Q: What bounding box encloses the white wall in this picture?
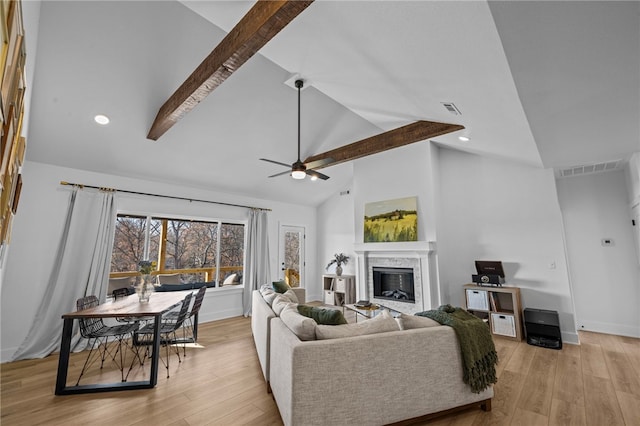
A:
[350,142,439,301]
[353,142,438,244]
[0,160,317,362]
[626,153,640,264]
[626,153,640,204]
[315,182,355,302]
[557,170,640,337]
[317,142,437,303]
[435,148,578,344]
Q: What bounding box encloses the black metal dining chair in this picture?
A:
[75,295,140,385]
[112,287,131,300]
[133,292,193,378]
[165,285,207,355]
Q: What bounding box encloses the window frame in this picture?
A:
[110,209,248,289]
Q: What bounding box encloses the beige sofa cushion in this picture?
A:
[282,289,299,304]
[259,284,278,306]
[271,290,300,316]
[396,312,440,330]
[315,309,400,340]
[279,304,317,341]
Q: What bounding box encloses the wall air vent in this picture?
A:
[441,102,462,115]
[557,159,623,178]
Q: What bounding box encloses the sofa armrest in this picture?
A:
[269,319,493,426]
[291,287,306,303]
[251,290,275,382]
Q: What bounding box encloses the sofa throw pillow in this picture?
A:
[259,285,278,306]
[280,304,317,341]
[222,273,238,285]
[315,309,400,340]
[297,305,348,325]
[396,312,440,330]
[272,280,291,294]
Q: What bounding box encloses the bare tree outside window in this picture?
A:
[111,216,146,272]
[285,231,300,270]
[220,223,245,281]
[110,214,245,286]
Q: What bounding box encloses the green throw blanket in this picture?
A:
[416,304,498,393]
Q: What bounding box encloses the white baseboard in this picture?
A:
[577,320,640,339]
[198,308,243,323]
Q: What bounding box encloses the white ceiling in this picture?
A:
[24,1,639,206]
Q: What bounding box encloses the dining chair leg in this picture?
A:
[165,336,170,378]
[75,339,100,386]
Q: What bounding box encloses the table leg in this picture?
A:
[55,318,74,395]
[193,312,199,341]
[149,313,162,386]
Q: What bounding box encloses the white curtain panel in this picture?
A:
[243,209,270,317]
[12,188,117,360]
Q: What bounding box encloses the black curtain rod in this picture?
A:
[59,181,271,211]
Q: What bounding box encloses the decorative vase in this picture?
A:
[335,265,343,276]
[136,274,155,302]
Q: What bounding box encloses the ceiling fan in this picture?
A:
[260,79,332,181]
[150,0,466,165]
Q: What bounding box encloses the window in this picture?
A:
[110,214,245,286]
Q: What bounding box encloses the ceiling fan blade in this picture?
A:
[147,0,314,140]
[260,158,291,168]
[303,157,334,170]
[306,169,330,180]
[268,170,292,178]
[303,120,464,170]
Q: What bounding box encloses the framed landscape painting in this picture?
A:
[364,196,418,242]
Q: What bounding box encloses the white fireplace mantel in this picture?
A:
[353,241,439,314]
[354,241,435,256]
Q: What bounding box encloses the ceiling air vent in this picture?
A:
[441,102,462,115]
[557,159,623,178]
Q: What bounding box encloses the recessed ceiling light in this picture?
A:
[94,114,110,125]
[458,136,470,142]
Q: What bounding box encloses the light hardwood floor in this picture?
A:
[1,312,639,425]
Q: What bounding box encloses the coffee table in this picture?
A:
[343,303,402,322]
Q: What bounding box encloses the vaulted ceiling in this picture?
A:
[24,1,639,206]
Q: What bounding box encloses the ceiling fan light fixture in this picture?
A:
[291,161,306,179]
[310,175,318,181]
[291,170,306,179]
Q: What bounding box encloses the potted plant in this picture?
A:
[326,253,349,276]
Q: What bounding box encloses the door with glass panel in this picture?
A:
[278,225,305,287]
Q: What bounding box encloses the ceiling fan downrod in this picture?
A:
[291,79,306,179]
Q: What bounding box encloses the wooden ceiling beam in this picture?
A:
[303,120,464,169]
[147,0,314,140]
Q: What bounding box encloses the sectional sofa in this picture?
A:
[251,288,493,426]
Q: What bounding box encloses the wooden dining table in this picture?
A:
[55,291,192,395]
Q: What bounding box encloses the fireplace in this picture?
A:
[354,241,439,315]
[373,267,415,303]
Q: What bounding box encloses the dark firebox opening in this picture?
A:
[373,267,415,303]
